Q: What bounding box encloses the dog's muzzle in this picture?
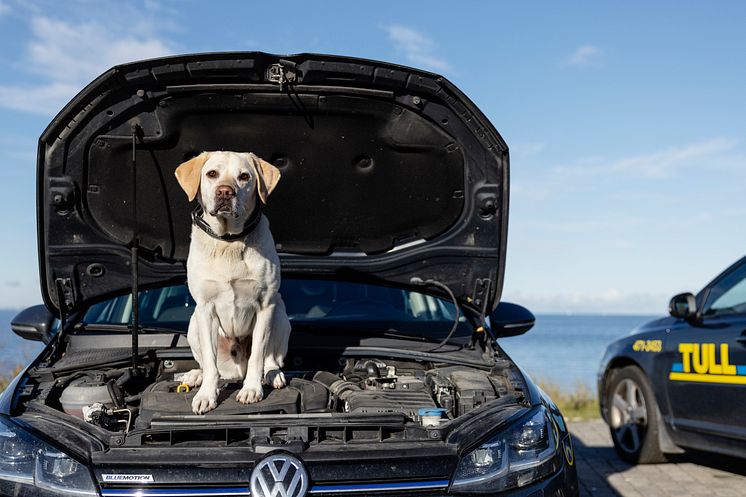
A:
[212,185,237,216]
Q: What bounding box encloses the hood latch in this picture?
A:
[267,61,297,89]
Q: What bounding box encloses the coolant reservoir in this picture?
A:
[59,377,113,419]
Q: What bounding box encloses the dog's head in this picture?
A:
[174,151,281,219]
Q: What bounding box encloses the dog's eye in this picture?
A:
[206,170,218,179]
[239,172,250,182]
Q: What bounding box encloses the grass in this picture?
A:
[537,378,600,421]
[0,366,24,393]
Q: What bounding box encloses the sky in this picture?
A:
[0,0,744,314]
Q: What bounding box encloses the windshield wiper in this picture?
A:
[342,346,490,369]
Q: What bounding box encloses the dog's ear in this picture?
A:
[175,153,209,202]
[248,153,281,204]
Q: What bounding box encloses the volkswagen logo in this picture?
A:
[250,453,309,497]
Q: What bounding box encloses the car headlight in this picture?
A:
[0,416,98,496]
[451,406,562,493]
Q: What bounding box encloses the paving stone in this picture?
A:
[570,419,746,497]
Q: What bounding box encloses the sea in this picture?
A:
[0,310,657,392]
[499,314,657,391]
[0,309,44,377]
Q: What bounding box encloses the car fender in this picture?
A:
[598,340,659,416]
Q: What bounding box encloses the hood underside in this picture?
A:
[38,52,508,314]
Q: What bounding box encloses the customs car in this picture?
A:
[599,255,746,463]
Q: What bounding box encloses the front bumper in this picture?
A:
[97,466,576,497]
[94,449,577,497]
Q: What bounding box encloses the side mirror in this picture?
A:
[489,302,535,338]
[11,305,57,344]
[669,292,697,320]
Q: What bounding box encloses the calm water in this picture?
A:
[0,310,657,391]
[500,314,657,391]
[0,309,44,377]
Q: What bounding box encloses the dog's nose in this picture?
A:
[216,185,235,198]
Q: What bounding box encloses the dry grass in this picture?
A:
[0,366,24,393]
[537,378,599,421]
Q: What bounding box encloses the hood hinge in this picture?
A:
[55,277,74,310]
[471,278,491,311]
[470,278,496,349]
[55,277,74,332]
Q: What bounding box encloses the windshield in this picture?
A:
[82,279,463,338]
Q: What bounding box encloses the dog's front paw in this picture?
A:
[236,379,264,404]
[266,370,287,389]
[183,368,203,388]
[191,388,218,414]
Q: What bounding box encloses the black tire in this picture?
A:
[605,365,667,464]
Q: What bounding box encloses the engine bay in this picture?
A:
[30,351,521,439]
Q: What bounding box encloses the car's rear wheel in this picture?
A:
[605,365,667,464]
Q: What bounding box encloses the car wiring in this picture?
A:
[409,277,463,353]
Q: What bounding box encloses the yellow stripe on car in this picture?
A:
[668,372,746,385]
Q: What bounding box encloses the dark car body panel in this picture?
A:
[37,52,509,316]
[599,255,746,458]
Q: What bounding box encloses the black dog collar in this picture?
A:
[191,203,263,241]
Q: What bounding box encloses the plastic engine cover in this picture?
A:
[137,378,328,426]
[344,379,436,418]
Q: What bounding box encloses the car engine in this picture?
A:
[44,356,514,434]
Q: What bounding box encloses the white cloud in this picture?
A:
[28,17,172,83]
[606,137,738,177]
[386,24,450,72]
[512,142,546,159]
[0,82,79,116]
[501,289,669,315]
[0,14,174,115]
[564,45,602,66]
[555,137,740,178]
[0,1,10,16]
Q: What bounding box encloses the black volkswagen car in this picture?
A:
[599,255,746,464]
[1,53,578,497]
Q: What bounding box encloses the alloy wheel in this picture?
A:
[609,378,648,454]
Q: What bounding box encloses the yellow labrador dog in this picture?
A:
[175,151,290,414]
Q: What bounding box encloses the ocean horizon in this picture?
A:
[498,313,657,391]
[0,309,657,391]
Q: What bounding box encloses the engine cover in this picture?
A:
[344,378,437,418]
[137,378,328,426]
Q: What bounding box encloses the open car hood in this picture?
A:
[38,52,508,315]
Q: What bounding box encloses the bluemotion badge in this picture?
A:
[101,474,154,483]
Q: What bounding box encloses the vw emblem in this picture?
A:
[250,453,309,497]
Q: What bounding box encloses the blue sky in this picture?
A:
[0,0,744,314]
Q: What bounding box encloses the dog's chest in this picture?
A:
[189,248,269,293]
[187,242,276,335]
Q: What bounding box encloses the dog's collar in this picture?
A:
[191,203,263,241]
